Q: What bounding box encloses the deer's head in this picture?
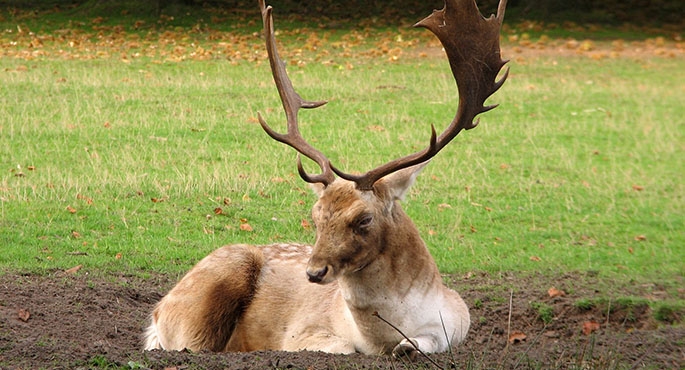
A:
[305,163,426,284]
[257,0,508,284]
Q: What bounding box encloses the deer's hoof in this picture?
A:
[392,339,419,360]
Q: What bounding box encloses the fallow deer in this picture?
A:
[143,0,508,357]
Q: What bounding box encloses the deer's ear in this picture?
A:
[377,161,429,201]
[309,182,326,198]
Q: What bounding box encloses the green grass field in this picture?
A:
[1,8,683,298]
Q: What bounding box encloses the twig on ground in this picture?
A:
[506,289,513,349]
[372,311,444,369]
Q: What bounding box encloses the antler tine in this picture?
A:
[333,0,509,191]
[258,0,335,186]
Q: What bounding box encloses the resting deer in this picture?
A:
[143,0,508,357]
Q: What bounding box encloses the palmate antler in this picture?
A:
[258,0,509,191]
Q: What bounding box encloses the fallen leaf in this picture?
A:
[632,185,644,191]
[65,264,83,274]
[301,219,311,229]
[582,321,600,335]
[508,330,527,344]
[66,205,77,214]
[579,40,595,51]
[115,253,123,260]
[239,218,252,230]
[76,193,93,205]
[548,287,566,298]
[530,256,541,262]
[18,308,31,322]
[543,330,559,338]
[634,235,647,241]
[213,207,223,215]
[71,231,81,239]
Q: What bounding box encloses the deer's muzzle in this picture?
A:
[306,265,328,283]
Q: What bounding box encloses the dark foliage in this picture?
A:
[4,0,684,25]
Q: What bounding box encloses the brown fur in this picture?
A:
[145,245,265,351]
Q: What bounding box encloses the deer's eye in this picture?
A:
[352,214,373,235]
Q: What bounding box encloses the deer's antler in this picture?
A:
[333,0,509,190]
[258,0,335,186]
[258,0,509,190]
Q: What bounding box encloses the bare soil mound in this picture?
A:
[0,272,682,369]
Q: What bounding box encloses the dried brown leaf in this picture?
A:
[76,193,93,205]
[18,308,31,322]
[582,321,600,335]
[239,218,252,231]
[65,264,83,274]
[548,287,566,298]
[508,330,527,344]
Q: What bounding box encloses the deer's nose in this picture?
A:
[306,266,328,283]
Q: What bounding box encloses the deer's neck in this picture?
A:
[334,208,443,352]
[338,209,442,312]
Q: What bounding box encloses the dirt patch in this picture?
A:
[0,271,682,369]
